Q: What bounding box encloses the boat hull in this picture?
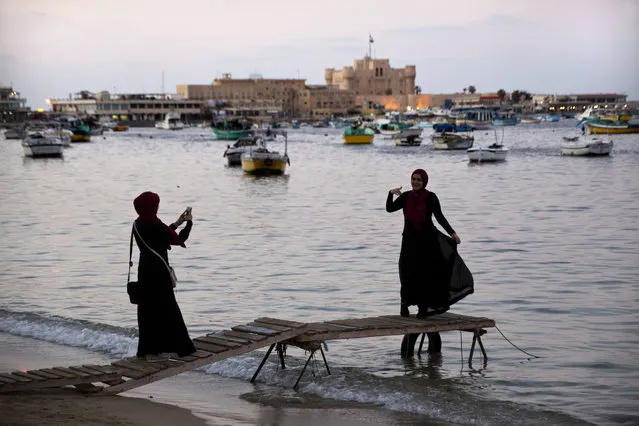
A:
[241,155,288,175]
[214,129,252,140]
[468,147,508,162]
[587,124,639,134]
[561,141,613,156]
[71,133,91,142]
[22,142,64,158]
[343,135,374,144]
[492,118,518,126]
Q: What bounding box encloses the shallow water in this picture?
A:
[1,122,638,425]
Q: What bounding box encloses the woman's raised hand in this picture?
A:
[390,186,402,196]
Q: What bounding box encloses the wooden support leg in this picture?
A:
[319,346,331,375]
[476,333,488,360]
[250,343,275,383]
[468,329,487,366]
[427,332,442,353]
[468,334,477,367]
[293,350,315,390]
[276,343,286,370]
[417,333,426,355]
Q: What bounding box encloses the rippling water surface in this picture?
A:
[1,122,638,425]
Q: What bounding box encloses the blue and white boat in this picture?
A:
[492,112,519,126]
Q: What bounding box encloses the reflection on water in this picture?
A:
[1,123,638,425]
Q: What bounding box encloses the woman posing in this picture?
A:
[386,169,461,318]
[132,191,196,361]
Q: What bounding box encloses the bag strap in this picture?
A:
[128,226,134,282]
[132,222,173,274]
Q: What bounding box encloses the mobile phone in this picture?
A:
[183,206,192,216]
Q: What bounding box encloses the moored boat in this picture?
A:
[70,120,91,142]
[344,123,374,144]
[586,120,639,134]
[22,131,65,158]
[240,131,289,175]
[155,112,185,130]
[212,119,253,140]
[560,136,613,156]
[492,113,518,126]
[468,143,508,162]
[432,133,474,150]
[3,127,27,139]
[224,136,264,166]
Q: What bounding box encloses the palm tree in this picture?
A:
[468,85,476,94]
[415,85,422,96]
[462,87,467,95]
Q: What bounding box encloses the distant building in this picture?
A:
[325,56,417,111]
[533,93,628,112]
[0,86,29,124]
[296,85,356,119]
[48,91,204,125]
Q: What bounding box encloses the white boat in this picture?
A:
[432,133,474,150]
[468,128,508,162]
[155,112,185,130]
[223,136,265,166]
[22,131,65,158]
[393,128,423,146]
[4,127,27,139]
[468,144,508,162]
[45,128,73,147]
[560,136,613,156]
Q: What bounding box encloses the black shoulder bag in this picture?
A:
[127,226,141,304]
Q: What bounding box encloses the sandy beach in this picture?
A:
[0,333,438,426]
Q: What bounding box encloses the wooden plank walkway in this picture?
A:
[0,312,495,395]
[0,317,308,395]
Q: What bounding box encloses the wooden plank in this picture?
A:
[203,334,243,348]
[11,371,45,381]
[292,318,496,342]
[84,364,144,380]
[69,366,108,376]
[207,332,252,344]
[255,317,306,328]
[98,323,308,396]
[194,340,231,354]
[40,368,77,379]
[0,375,18,384]
[193,337,231,352]
[26,369,62,380]
[232,324,278,336]
[221,329,267,342]
[52,367,89,378]
[0,373,26,383]
[112,360,163,375]
[250,321,292,332]
[0,371,122,394]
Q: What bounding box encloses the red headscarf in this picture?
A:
[405,169,429,228]
[134,191,185,248]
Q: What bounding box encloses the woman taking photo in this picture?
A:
[132,191,196,361]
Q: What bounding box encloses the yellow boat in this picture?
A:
[71,133,91,142]
[112,124,129,132]
[241,130,290,175]
[344,124,374,144]
[587,122,639,134]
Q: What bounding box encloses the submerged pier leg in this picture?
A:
[403,332,442,357]
[276,343,286,370]
[250,343,276,383]
[293,350,315,390]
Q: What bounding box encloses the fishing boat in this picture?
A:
[155,112,185,130]
[70,120,91,142]
[432,133,474,150]
[3,127,27,139]
[343,123,374,144]
[519,116,542,124]
[224,136,265,166]
[586,120,639,134]
[468,129,508,162]
[394,134,422,147]
[454,107,495,130]
[212,119,253,140]
[22,130,65,158]
[241,131,290,175]
[46,128,73,147]
[560,136,613,156]
[492,112,518,126]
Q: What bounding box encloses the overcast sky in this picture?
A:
[1,0,637,109]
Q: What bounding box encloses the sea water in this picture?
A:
[1,122,637,425]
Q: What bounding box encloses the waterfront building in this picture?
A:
[296,85,356,119]
[533,93,628,113]
[0,86,30,125]
[48,91,204,126]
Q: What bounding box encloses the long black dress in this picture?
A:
[386,191,456,309]
[133,219,196,357]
